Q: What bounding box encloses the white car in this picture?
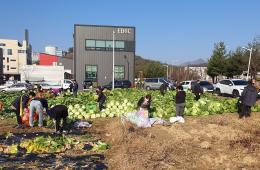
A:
[215,79,248,97]
[180,80,195,90]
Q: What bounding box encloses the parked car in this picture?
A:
[180,80,195,90]
[144,78,175,90]
[1,83,32,92]
[103,80,132,90]
[83,78,94,89]
[63,79,73,90]
[215,79,248,97]
[199,81,214,92]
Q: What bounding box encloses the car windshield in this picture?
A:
[200,81,211,85]
[232,80,248,86]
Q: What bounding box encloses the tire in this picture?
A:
[232,90,240,98]
[146,86,151,90]
[215,88,221,96]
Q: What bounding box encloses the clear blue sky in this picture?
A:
[0,0,259,64]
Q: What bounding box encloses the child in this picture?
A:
[137,94,152,118]
[175,85,186,118]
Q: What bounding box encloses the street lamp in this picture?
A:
[242,47,253,80]
[163,64,169,79]
[112,31,115,90]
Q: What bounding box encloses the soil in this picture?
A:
[1,112,260,170]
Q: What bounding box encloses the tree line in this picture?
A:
[207,40,260,83]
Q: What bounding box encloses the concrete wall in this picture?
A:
[0,39,27,75]
[74,25,135,89]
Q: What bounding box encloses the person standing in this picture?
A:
[72,80,78,97]
[192,80,202,101]
[11,92,35,128]
[69,81,74,92]
[239,79,258,118]
[175,85,186,118]
[96,86,106,111]
[29,91,44,127]
[159,83,167,96]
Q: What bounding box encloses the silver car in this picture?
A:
[144,78,174,90]
[1,83,30,92]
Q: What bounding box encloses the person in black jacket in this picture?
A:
[73,80,78,97]
[96,86,106,111]
[159,83,167,96]
[192,80,202,101]
[11,92,35,128]
[175,85,186,117]
[239,79,258,118]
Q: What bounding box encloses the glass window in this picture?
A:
[11,67,16,69]
[7,49,12,55]
[85,65,97,80]
[115,66,124,79]
[86,40,95,49]
[7,57,9,63]
[18,50,26,53]
[115,41,125,49]
[233,80,248,86]
[96,40,105,48]
[10,59,16,62]
[95,40,105,50]
[106,41,113,50]
[7,65,9,71]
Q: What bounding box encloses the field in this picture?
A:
[0,112,260,169]
[0,90,260,169]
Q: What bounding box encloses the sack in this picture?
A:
[169,116,185,123]
[123,112,151,128]
[21,108,39,126]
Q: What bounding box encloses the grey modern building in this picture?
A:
[74,25,135,89]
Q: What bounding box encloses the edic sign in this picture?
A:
[117,28,131,34]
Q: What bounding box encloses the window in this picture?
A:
[7,57,9,63]
[7,49,12,55]
[10,59,16,62]
[106,41,113,50]
[3,65,5,68]
[115,41,125,50]
[86,40,95,50]
[233,80,248,86]
[85,39,126,51]
[86,65,97,80]
[0,43,6,46]
[18,50,26,53]
[11,67,16,69]
[7,65,9,71]
[95,40,105,50]
[115,66,125,79]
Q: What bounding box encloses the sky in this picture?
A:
[0,0,259,65]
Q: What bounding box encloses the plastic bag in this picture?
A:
[169,116,185,123]
[21,108,39,126]
[123,112,151,128]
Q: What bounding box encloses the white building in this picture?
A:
[0,39,30,79]
[185,66,211,81]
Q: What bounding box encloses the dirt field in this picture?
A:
[0,112,260,170]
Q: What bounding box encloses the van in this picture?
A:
[144,78,174,90]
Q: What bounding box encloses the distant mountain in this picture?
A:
[179,58,207,66]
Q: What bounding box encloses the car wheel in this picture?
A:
[1,90,6,93]
[232,90,240,98]
[215,88,221,96]
[146,86,151,90]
